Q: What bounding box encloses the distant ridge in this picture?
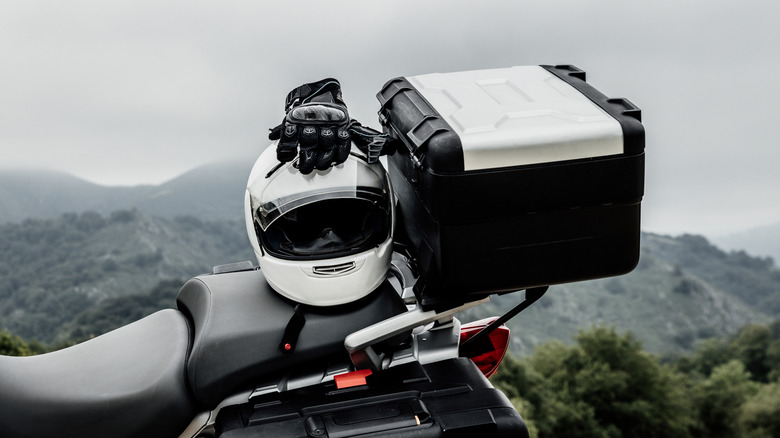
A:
[713,222,780,266]
[131,161,252,221]
[0,168,130,223]
[0,209,254,343]
[0,161,253,224]
[469,232,780,356]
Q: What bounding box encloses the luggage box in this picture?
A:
[214,358,529,437]
[378,65,645,306]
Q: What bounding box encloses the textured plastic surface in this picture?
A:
[407,66,624,172]
[0,310,196,438]
[215,358,529,438]
[177,268,408,408]
[378,65,645,305]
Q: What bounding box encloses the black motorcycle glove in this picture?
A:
[348,120,397,164]
[268,78,351,174]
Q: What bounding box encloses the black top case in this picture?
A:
[378,65,645,307]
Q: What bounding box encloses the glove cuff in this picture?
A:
[284,78,343,111]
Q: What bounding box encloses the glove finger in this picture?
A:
[277,124,298,163]
[298,125,318,174]
[315,126,336,171]
[334,127,351,164]
[269,124,282,141]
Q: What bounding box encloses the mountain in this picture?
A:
[0,161,253,224]
[2,166,779,356]
[0,169,137,223]
[2,203,778,358]
[0,210,254,343]
[466,233,780,356]
[712,221,780,267]
[129,161,253,221]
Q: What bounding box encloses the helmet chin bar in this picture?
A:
[261,237,393,307]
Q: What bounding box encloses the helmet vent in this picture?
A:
[313,262,356,276]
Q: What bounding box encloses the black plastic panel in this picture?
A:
[215,358,529,438]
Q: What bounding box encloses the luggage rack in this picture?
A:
[345,252,549,371]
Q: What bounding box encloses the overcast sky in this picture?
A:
[1,1,778,238]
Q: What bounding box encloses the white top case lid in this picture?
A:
[406,66,623,171]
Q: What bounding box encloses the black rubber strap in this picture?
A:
[279,304,306,354]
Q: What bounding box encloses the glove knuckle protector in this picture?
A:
[268,78,391,171]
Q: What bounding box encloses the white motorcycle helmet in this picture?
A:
[244,144,394,306]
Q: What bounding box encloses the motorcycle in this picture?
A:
[0,252,536,438]
[0,64,644,437]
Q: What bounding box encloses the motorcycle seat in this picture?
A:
[177,268,409,408]
[0,309,196,438]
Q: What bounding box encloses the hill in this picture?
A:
[467,233,780,356]
[0,210,254,343]
[1,207,778,356]
[713,221,780,267]
[0,161,252,224]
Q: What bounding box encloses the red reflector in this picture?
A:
[334,369,373,389]
[459,317,510,378]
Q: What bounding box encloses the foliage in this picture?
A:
[63,279,182,341]
[0,329,31,356]
[0,329,44,356]
[673,321,780,437]
[494,326,696,438]
[0,210,253,344]
[675,323,780,383]
[738,382,780,438]
[492,322,780,438]
[693,360,759,437]
[728,324,773,382]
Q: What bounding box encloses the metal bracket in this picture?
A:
[344,297,489,370]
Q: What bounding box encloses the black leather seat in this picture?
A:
[0,309,196,438]
[177,268,408,408]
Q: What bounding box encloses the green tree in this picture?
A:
[728,325,772,382]
[0,329,32,356]
[739,382,780,438]
[694,360,759,438]
[63,278,181,341]
[493,352,565,438]
[496,327,697,438]
[676,338,730,378]
[764,321,780,382]
[563,327,696,438]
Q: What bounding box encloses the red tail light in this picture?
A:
[459,318,510,378]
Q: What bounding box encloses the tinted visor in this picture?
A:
[259,194,390,260]
[248,152,393,260]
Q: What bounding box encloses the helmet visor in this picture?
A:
[261,195,389,259]
[249,156,392,260]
